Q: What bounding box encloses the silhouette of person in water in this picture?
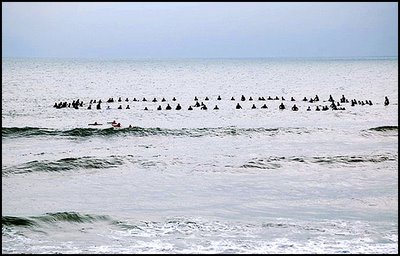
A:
[89,121,102,126]
[384,96,389,106]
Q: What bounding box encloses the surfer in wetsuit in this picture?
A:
[88,122,102,126]
[384,96,389,106]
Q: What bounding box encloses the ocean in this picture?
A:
[2,57,398,254]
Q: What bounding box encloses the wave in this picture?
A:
[239,153,398,170]
[2,216,37,227]
[3,214,397,254]
[2,212,110,228]
[4,152,397,176]
[2,155,127,176]
[362,126,398,137]
[368,126,398,132]
[2,126,321,139]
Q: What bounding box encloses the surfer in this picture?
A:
[88,122,102,126]
[384,96,389,106]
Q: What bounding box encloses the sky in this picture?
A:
[2,2,398,59]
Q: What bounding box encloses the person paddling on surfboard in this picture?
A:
[88,121,102,126]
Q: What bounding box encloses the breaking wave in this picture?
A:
[2,215,397,254]
[2,126,322,139]
[2,212,110,228]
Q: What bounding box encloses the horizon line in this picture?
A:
[2,55,398,60]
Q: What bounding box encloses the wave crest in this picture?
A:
[3,156,126,175]
[368,126,398,132]
[2,126,314,139]
[2,212,110,228]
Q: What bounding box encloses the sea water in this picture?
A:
[2,57,398,253]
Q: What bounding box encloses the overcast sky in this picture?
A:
[2,2,398,58]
